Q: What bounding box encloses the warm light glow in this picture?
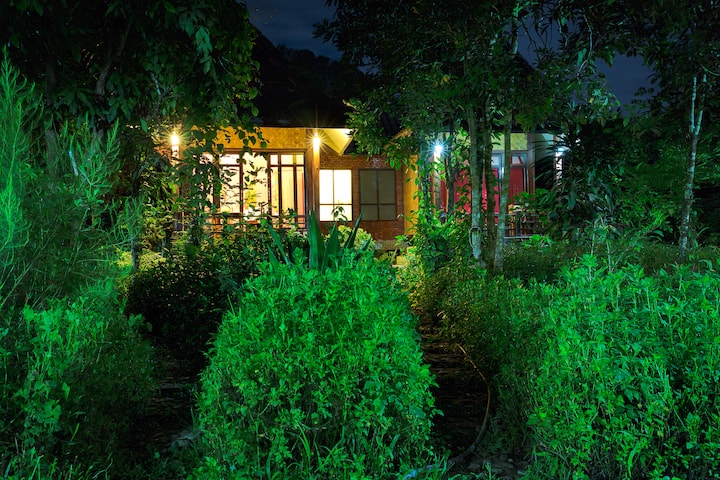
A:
[313,133,321,151]
[319,169,352,221]
[171,133,180,157]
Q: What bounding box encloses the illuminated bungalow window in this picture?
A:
[319,169,352,221]
[218,152,306,222]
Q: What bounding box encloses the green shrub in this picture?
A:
[397,254,462,324]
[334,224,376,257]
[125,250,228,359]
[515,256,720,479]
[407,212,472,274]
[1,280,155,478]
[124,228,305,366]
[196,259,438,479]
[502,236,581,283]
[436,266,542,381]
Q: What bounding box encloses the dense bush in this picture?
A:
[0,54,157,479]
[515,256,720,479]
[435,264,542,380]
[196,259,438,479]
[124,227,307,365]
[334,223,376,252]
[424,245,720,478]
[1,281,155,478]
[434,254,720,478]
[502,236,581,283]
[124,250,228,360]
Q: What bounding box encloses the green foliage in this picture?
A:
[436,262,539,380]
[0,57,164,479]
[197,259,438,479]
[0,54,33,309]
[0,54,138,307]
[1,281,155,478]
[407,211,472,274]
[20,121,137,305]
[125,228,303,366]
[412,241,720,477]
[545,121,626,242]
[124,251,226,363]
[335,223,376,253]
[502,237,581,283]
[515,257,720,478]
[1,1,257,131]
[266,210,370,272]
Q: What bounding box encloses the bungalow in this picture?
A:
[177,30,558,248]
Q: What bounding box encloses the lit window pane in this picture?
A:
[243,153,268,217]
[319,170,334,204]
[334,170,352,204]
[319,169,352,221]
[221,167,241,213]
[281,166,295,213]
[319,205,335,221]
[296,169,305,215]
[220,154,239,165]
[271,168,279,216]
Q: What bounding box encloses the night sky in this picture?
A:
[245,0,340,59]
[245,0,652,106]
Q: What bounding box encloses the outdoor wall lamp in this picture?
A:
[312,132,321,151]
[171,133,180,158]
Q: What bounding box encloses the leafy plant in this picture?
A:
[513,256,720,479]
[124,227,303,369]
[407,210,472,274]
[197,259,438,478]
[0,53,33,309]
[1,281,155,478]
[265,210,370,272]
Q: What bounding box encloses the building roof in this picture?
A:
[249,30,351,128]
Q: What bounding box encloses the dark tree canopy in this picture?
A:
[0,0,257,134]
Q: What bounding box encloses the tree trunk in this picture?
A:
[483,118,497,271]
[467,106,484,264]
[678,74,705,263]
[492,14,520,274]
[445,147,456,215]
[494,115,513,273]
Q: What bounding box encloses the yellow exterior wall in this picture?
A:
[219,127,310,150]
[403,160,420,236]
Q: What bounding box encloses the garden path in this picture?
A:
[420,321,530,479]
